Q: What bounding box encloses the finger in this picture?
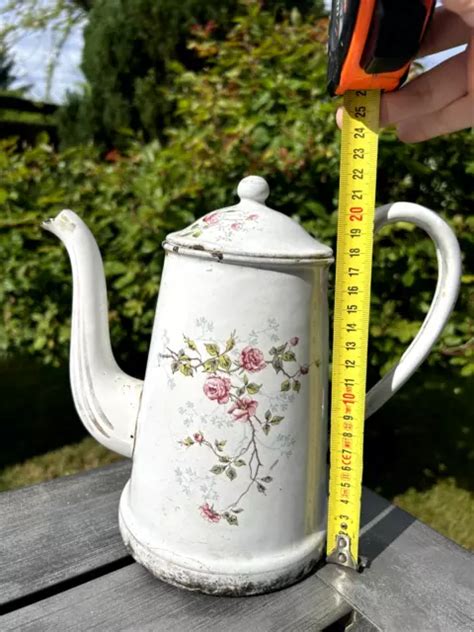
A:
[380,51,468,126]
[419,7,470,57]
[336,107,343,129]
[396,94,474,142]
[443,0,474,28]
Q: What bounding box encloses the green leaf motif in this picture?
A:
[218,354,232,371]
[257,482,267,494]
[224,513,238,526]
[265,409,272,421]
[237,386,246,396]
[184,336,197,351]
[276,343,287,353]
[171,361,179,374]
[219,456,230,463]
[226,466,237,481]
[234,459,246,467]
[210,465,226,475]
[271,416,284,425]
[215,439,226,452]
[205,343,220,357]
[280,379,290,392]
[272,357,283,373]
[261,476,273,483]
[179,364,193,377]
[231,508,243,514]
[243,374,249,385]
[181,436,194,447]
[293,379,301,393]
[246,382,261,394]
[203,358,218,373]
[282,351,296,362]
[225,336,235,352]
[262,423,271,435]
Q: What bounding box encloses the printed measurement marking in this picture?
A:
[327,89,380,568]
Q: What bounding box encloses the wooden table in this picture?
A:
[1,461,473,631]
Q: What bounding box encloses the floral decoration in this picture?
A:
[162,332,312,526]
[177,208,262,242]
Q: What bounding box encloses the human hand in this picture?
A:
[336,0,474,142]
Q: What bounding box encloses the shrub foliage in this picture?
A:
[58,0,326,146]
[1,4,472,383]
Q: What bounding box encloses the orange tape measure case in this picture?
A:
[327,0,436,96]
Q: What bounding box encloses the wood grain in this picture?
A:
[0,460,131,607]
[1,561,352,631]
[2,460,472,631]
[319,488,474,632]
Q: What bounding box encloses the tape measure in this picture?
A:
[325,0,435,570]
[326,89,380,569]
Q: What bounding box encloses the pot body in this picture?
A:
[119,249,330,595]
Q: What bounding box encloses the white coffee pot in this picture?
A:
[43,175,461,595]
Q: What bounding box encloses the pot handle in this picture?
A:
[365,202,462,419]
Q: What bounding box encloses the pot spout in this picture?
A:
[42,210,143,458]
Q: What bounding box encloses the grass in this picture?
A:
[0,435,472,551]
[393,479,474,550]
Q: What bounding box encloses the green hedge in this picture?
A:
[60,0,326,146]
[1,4,473,382]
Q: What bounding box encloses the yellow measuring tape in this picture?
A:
[327,90,380,569]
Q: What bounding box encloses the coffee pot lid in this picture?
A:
[164,176,333,262]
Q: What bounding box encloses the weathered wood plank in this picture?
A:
[0,460,131,607]
[2,460,472,631]
[1,561,352,631]
[319,489,474,632]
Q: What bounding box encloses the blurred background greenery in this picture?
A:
[0,0,472,549]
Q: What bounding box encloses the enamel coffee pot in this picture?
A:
[43,175,461,595]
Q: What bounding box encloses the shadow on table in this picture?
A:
[360,488,416,563]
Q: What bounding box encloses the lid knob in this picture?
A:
[237,176,270,205]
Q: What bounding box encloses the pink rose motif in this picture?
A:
[228,397,258,422]
[240,346,266,372]
[247,214,258,220]
[290,337,299,346]
[231,222,242,231]
[200,503,221,523]
[203,376,231,404]
[193,432,204,444]
[203,212,219,225]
